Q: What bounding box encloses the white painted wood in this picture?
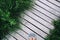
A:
[8,0,60,40]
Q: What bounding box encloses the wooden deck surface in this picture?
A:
[4,0,60,40]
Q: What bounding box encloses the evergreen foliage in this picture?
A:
[45,19,60,40]
[0,0,33,40]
